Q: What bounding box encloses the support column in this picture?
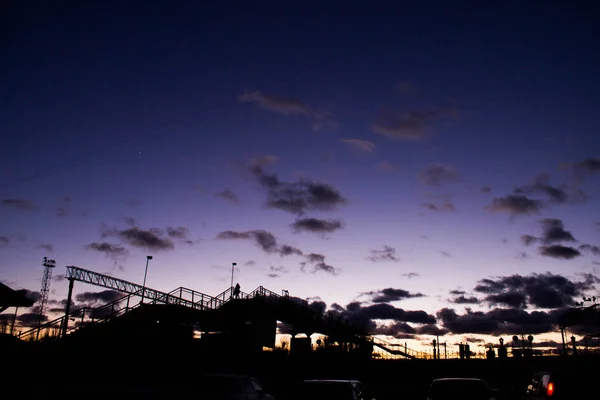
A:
[61,278,75,338]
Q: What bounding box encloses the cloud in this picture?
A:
[366,245,398,262]
[166,226,193,243]
[2,198,37,211]
[267,265,288,278]
[290,218,343,234]
[102,226,176,251]
[0,236,9,245]
[36,243,54,252]
[418,164,459,186]
[449,295,480,304]
[421,201,456,212]
[376,161,397,172]
[538,218,576,244]
[216,229,338,274]
[401,272,420,279]
[569,157,600,181]
[481,186,491,194]
[75,290,124,305]
[238,90,336,130]
[484,195,544,216]
[473,272,597,309]
[539,245,581,260]
[250,155,279,166]
[340,138,375,153]
[85,242,129,262]
[55,196,72,218]
[436,307,555,335]
[579,244,600,256]
[514,174,570,205]
[521,235,538,246]
[216,189,240,204]
[362,288,425,303]
[394,81,418,95]
[248,163,347,214]
[371,105,456,141]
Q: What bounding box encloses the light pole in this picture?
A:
[230,262,237,288]
[141,255,153,304]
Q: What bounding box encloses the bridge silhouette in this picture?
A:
[18,266,419,359]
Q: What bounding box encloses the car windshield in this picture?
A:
[429,379,490,399]
[300,382,355,399]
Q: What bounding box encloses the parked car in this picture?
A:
[295,379,374,400]
[198,374,277,400]
[427,378,496,400]
[522,368,592,399]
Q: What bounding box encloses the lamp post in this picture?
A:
[141,255,153,304]
[230,262,237,288]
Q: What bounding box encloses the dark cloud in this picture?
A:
[0,236,9,245]
[103,226,175,251]
[331,301,437,334]
[248,164,347,215]
[539,245,581,260]
[514,174,570,205]
[473,272,597,309]
[363,288,425,303]
[421,201,456,212]
[300,252,339,275]
[484,195,544,216]
[436,307,555,335]
[166,226,194,244]
[85,242,129,260]
[36,243,54,252]
[539,218,576,244]
[340,138,375,153]
[521,235,538,246]
[570,157,600,181]
[217,229,338,274]
[2,198,37,210]
[216,189,240,204]
[440,251,452,257]
[291,218,343,234]
[418,164,459,186]
[75,290,124,305]
[366,245,398,262]
[402,272,420,279]
[579,244,600,255]
[238,90,336,131]
[481,186,491,194]
[267,265,288,278]
[250,155,279,166]
[371,105,456,141]
[449,295,480,305]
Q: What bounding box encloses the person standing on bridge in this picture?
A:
[233,283,241,299]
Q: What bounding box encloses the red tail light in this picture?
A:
[547,382,554,396]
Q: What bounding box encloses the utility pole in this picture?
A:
[230,262,237,288]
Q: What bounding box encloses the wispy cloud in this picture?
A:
[2,198,37,211]
[216,189,240,204]
[238,90,337,130]
[418,164,459,186]
[485,195,544,216]
[366,245,399,262]
[339,138,375,153]
[371,105,456,141]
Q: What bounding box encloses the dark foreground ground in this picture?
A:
[3,338,598,399]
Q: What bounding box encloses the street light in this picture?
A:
[230,262,237,289]
[141,255,153,304]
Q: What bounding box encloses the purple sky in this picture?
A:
[1,1,599,351]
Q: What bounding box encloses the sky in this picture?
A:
[1,1,600,353]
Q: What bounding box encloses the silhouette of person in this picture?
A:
[233,283,241,298]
